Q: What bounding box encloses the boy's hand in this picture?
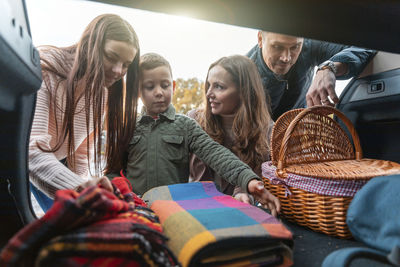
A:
[234,193,252,204]
[248,179,281,217]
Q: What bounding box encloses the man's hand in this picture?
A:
[306,68,338,107]
[75,176,113,193]
[247,179,281,217]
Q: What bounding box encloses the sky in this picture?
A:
[25,0,349,93]
[25,0,258,81]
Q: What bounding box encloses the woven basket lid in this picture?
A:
[272,106,400,180]
[284,159,400,180]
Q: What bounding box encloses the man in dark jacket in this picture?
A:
[247,31,375,121]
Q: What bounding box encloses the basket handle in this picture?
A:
[276,106,363,175]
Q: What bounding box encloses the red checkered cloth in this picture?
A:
[0,177,179,267]
[262,161,367,197]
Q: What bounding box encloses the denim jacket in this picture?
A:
[247,40,376,120]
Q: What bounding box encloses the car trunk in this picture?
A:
[337,52,400,163]
[286,52,400,267]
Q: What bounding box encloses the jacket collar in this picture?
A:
[139,104,176,123]
[254,46,274,77]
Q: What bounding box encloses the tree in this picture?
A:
[172,77,205,114]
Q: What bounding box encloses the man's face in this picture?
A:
[258,32,304,75]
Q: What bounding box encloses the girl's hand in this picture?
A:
[75,176,113,193]
[247,179,281,217]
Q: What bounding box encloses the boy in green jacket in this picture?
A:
[112,52,280,216]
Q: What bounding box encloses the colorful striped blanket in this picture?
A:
[143,182,293,267]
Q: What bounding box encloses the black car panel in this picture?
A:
[0,0,41,247]
[338,52,400,163]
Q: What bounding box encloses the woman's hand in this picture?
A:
[75,176,113,193]
[247,179,281,217]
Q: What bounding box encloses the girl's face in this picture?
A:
[103,40,137,87]
[206,65,240,116]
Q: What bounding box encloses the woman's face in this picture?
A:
[103,40,137,87]
[206,65,240,116]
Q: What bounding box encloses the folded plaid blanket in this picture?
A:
[143,182,293,267]
[0,177,179,267]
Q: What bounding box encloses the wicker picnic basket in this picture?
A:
[263,106,400,238]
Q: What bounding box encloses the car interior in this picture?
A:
[1,0,399,266]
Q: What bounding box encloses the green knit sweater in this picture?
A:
[118,104,259,195]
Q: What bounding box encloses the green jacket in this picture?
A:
[122,104,259,195]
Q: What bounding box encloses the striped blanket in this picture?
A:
[143,182,293,267]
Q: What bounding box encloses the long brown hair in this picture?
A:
[198,55,272,176]
[39,14,140,176]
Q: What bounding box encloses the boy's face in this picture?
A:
[140,66,175,117]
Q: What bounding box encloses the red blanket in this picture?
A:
[0,177,179,266]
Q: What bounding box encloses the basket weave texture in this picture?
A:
[264,106,400,238]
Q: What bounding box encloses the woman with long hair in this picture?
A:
[189,55,273,204]
[29,14,140,211]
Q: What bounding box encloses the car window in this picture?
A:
[23,0,400,217]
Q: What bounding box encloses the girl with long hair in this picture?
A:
[29,14,140,211]
[189,55,273,203]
